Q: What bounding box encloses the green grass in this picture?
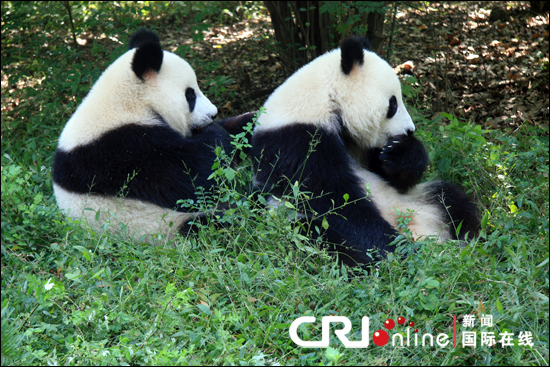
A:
[1,1,548,365]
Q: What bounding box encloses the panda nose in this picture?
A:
[406,128,414,136]
[209,111,218,120]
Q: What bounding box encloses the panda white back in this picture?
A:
[53,29,230,240]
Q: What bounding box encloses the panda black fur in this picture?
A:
[251,37,479,266]
[52,29,237,239]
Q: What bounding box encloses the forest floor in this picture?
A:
[162,1,549,134]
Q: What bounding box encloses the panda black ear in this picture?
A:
[132,41,163,80]
[128,29,161,50]
[340,36,370,75]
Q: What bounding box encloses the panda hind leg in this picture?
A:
[427,182,480,241]
[178,211,230,236]
[293,216,381,270]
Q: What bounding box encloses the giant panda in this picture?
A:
[52,29,239,240]
[250,37,479,267]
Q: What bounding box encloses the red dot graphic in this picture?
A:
[397,316,406,325]
[384,319,395,330]
[414,329,419,333]
[373,330,389,346]
[409,321,415,328]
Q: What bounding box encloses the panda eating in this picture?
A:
[52,29,241,240]
[250,37,479,266]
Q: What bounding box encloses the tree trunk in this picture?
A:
[264,1,387,73]
[364,9,385,54]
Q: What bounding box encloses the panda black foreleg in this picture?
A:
[367,133,428,193]
[252,124,401,267]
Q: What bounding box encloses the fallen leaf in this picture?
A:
[467,54,480,63]
[449,37,461,46]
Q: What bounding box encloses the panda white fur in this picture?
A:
[251,37,479,266]
[52,29,232,240]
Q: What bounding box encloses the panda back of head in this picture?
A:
[58,29,217,151]
[256,36,414,149]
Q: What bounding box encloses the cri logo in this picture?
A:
[289,316,370,348]
[289,316,426,348]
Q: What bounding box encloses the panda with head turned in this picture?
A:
[251,37,479,267]
[53,29,250,239]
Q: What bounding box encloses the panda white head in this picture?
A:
[128,30,218,133]
[258,36,414,149]
[58,29,217,150]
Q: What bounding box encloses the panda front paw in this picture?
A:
[379,133,418,166]
[192,122,227,136]
[378,134,428,193]
[217,111,257,136]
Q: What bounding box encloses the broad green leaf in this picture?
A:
[197,304,212,316]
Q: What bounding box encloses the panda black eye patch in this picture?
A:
[185,87,196,112]
[387,95,398,119]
